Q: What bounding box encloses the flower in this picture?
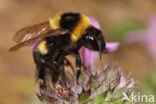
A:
[37,63,135,104]
[81,42,120,68]
[89,17,101,29]
[106,42,120,53]
[36,60,136,104]
[117,74,135,88]
[81,46,99,68]
[124,15,156,62]
[30,40,39,53]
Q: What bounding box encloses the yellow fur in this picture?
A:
[36,40,48,55]
[49,13,62,29]
[71,15,90,42]
[49,13,90,42]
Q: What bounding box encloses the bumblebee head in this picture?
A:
[81,26,106,59]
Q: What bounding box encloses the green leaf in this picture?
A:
[80,92,90,103]
[112,100,124,104]
[91,80,97,89]
[91,94,106,104]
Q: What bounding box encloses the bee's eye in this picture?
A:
[86,36,94,41]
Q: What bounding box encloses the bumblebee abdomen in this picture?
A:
[35,40,48,55]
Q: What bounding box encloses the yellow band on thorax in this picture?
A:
[49,13,62,29]
[71,15,90,42]
[49,13,91,42]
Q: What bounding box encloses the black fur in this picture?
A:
[82,26,106,52]
[33,33,82,83]
[33,13,106,85]
[60,13,80,31]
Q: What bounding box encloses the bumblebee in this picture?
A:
[9,12,106,84]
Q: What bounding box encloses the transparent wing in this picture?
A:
[9,28,69,52]
[13,21,51,43]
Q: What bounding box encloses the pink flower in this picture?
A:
[117,76,135,88]
[81,42,120,68]
[89,17,101,29]
[30,40,39,53]
[118,76,126,88]
[124,15,156,62]
[81,46,99,68]
[106,42,120,53]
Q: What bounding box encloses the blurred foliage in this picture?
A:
[141,71,156,104]
[143,73,156,96]
[24,96,41,104]
[107,19,145,42]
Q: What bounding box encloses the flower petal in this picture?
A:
[30,40,39,53]
[81,46,99,68]
[117,76,126,88]
[124,30,146,44]
[146,15,156,61]
[89,17,101,29]
[106,42,120,53]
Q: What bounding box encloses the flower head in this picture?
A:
[37,63,135,104]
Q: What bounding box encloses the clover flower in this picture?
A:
[36,63,135,104]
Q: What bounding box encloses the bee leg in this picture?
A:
[64,57,75,74]
[46,62,60,83]
[49,54,65,83]
[76,70,81,80]
[75,53,81,80]
[33,51,47,82]
[57,55,66,80]
[39,80,47,95]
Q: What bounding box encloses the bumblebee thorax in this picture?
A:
[49,13,91,42]
[71,15,90,42]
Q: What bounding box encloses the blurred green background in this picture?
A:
[0,0,156,103]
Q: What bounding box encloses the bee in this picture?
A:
[9,12,106,84]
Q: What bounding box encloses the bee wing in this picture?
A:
[9,28,69,52]
[13,21,51,43]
